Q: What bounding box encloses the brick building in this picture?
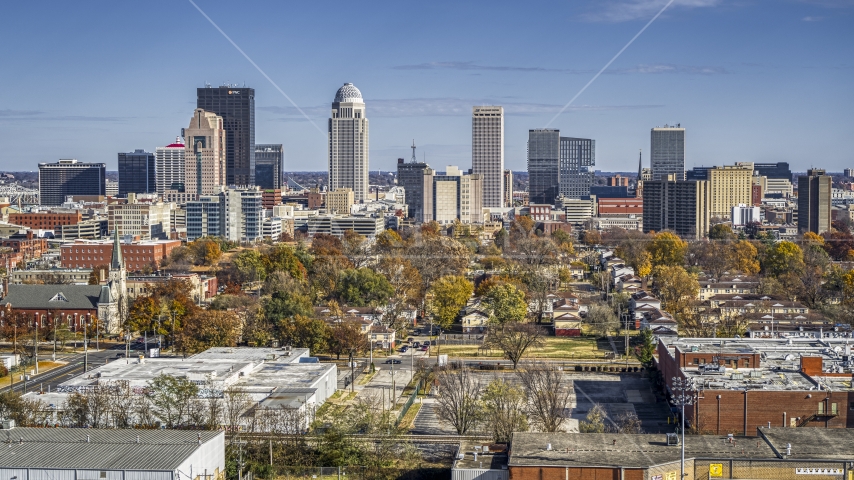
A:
[0,231,49,263]
[657,338,854,435]
[60,239,181,272]
[597,198,643,216]
[9,211,82,231]
[261,189,282,210]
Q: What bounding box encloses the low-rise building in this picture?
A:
[60,239,181,271]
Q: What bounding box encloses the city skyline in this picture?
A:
[0,1,851,173]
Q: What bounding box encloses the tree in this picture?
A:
[480,378,528,443]
[88,264,109,285]
[334,268,394,307]
[188,238,222,266]
[646,231,688,267]
[730,240,760,275]
[149,374,199,428]
[342,230,371,268]
[263,272,314,327]
[517,362,573,432]
[579,403,607,433]
[585,303,619,337]
[481,283,527,325]
[179,309,241,354]
[635,328,656,369]
[653,265,699,315]
[279,314,332,353]
[610,411,643,434]
[762,241,804,276]
[329,319,369,361]
[375,257,422,332]
[428,275,473,329]
[581,230,602,246]
[708,224,736,241]
[233,249,267,285]
[484,322,545,369]
[434,366,482,435]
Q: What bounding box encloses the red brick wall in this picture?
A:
[597,198,643,216]
[61,241,181,271]
[10,212,81,230]
[510,466,627,480]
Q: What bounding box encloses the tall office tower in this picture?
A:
[255,144,283,190]
[224,186,263,242]
[707,165,753,220]
[117,149,155,196]
[197,85,255,186]
[642,175,710,239]
[845,168,854,178]
[798,168,832,234]
[472,106,504,208]
[559,137,595,198]
[650,124,685,181]
[753,162,792,180]
[397,156,431,221]
[186,195,225,241]
[155,138,185,195]
[328,83,369,202]
[38,159,106,206]
[503,169,513,207]
[430,166,483,224]
[527,129,560,205]
[184,109,227,199]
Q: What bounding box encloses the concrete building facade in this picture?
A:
[326,187,355,215]
[38,160,106,206]
[798,168,832,234]
[708,165,753,220]
[329,83,369,203]
[651,125,686,181]
[559,137,595,198]
[154,138,185,195]
[643,176,709,239]
[472,106,504,208]
[184,109,227,199]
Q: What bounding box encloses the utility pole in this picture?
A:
[34,318,38,374]
[83,318,88,373]
[672,377,696,480]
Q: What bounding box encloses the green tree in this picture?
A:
[708,224,736,241]
[232,249,267,284]
[635,328,656,368]
[646,231,688,267]
[653,265,699,315]
[148,374,199,429]
[762,240,804,276]
[480,378,528,443]
[579,404,607,433]
[280,314,332,353]
[428,275,474,329]
[481,283,527,325]
[179,309,241,354]
[334,268,394,307]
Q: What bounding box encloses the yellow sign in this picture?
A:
[666,472,678,480]
[710,464,723,478]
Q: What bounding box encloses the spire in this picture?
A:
[110,229,123,270]
[410,140,417,163]
[637,149,643,180]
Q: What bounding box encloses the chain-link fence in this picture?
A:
[251,465,447,480]
[693,459,850,480]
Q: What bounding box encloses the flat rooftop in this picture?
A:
[662,338,854,392]
[758,427,854,459]
[454,443,508,470]
[190,346,309,363]
[509,433,776,468]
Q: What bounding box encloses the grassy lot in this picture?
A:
[436,336,609,360]
[398,401,422,429]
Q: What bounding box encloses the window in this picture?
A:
[831,403,838,415]
[818,402,825,414]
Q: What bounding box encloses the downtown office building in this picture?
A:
[650,125,685,181]
[197,85,255,186]
[328,83,369,203]
[255,144,283,190]
[527,129,560,205]
[472,106,504,208]
[117,149,156,196]
[38,159,106,206]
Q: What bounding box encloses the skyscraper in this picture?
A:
[117,149,156,196]
[559,137,595,198]
[254,144,283,190]
[642,176,709,239]
[155,137,185,195]
[651,125,685,181]
[472,106,504,208]
[527,129,560,205]
[397,154,431,222]
[707,165,753,220]
[38,159,106,206]
[797,168,832,234]
[184,108,227,199]
[329,83,369,203]
[197,85,255,186]
[503,169,513,207]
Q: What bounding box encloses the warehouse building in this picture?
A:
[0,426,224,480]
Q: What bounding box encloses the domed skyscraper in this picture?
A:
[328,83,369,203]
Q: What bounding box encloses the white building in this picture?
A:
[472,106,504,208]
[224,186,263,243]
[155,137,186,195]
[107,193,173,240]
[731,203,761,226]
[329,83,369,203]
[184,109,226,199]
[262,216,283,241]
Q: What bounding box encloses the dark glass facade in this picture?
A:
[527,129,560,205]
[754,162,792,181]
[118,149,156,196]
[397,159,431,220]
[38,160,106,206]
[254,144,283,190]
[197,86,255,186]
[559,137,595,199]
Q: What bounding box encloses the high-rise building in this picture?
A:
[527,129,560,205]
[329,83,369,203]
[753,162,792,180]
[503,169,513,207]
[707,165,753,220]
[118,149,156,196]
[38,159,106,206]
[650,125,685,181]
[255,144,283,190]
[845,168,854,178]
[184,109,227,199]
[798,168,832,234]
[197,85,255,186]
[224,186,263,243]
[471,106,504,208]
[107,193,173,240]
[155,138,186,195]
[397,157,432,221]
[559,137,595,198]
[642,176,709,239]
[186,195,225,241]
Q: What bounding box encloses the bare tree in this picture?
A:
[585,303,619,337]
[223,386,252,433]
[134,393,158,427]
[517,362,573,432]
[484,322,545,369]
[609,411,642,434]
[434,365,482,435]
[106,381,135,428]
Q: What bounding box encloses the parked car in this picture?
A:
[390,359,402,364]
[412,341,420,348]
[420,345,429,351]
[399,346,408,353]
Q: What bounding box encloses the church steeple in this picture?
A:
[637,149,643,180]
[111,229,123,270]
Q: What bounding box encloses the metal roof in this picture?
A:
[0,284,102,310]
[0,428,222,470]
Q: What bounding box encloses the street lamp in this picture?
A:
[671,376,696,480]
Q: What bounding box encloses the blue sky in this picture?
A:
[0,0,851,173]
